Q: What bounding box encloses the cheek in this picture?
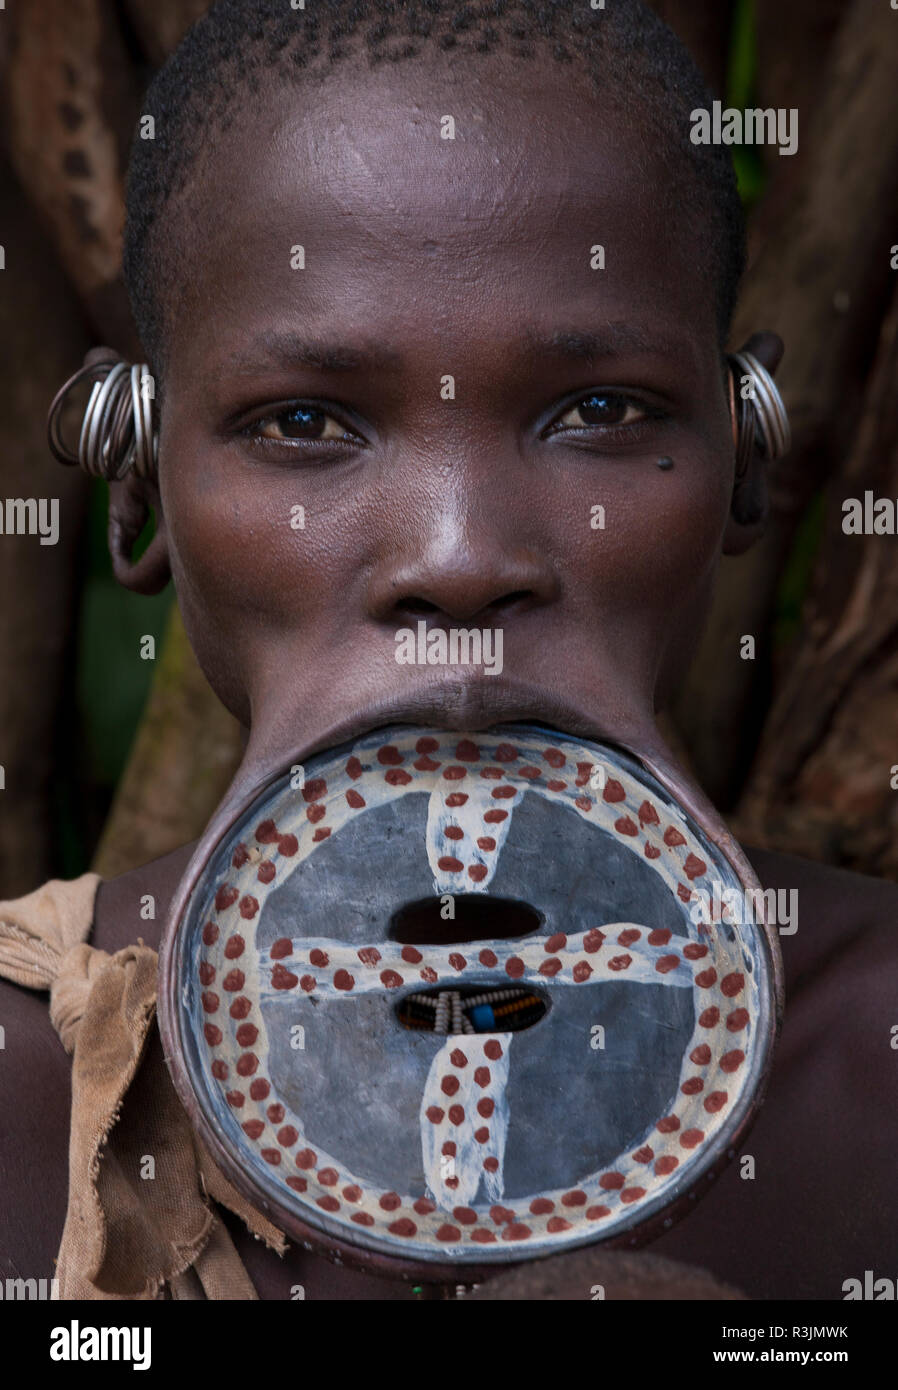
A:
[164,458,339,620]
[631,461,730,693]
[645,470,729,590]
[555,450,730,703]
[573,462,729,616]
[159,454,353,718]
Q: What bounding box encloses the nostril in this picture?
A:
[399,597,440,617]
[392,591,536,624]
[486,589,532,615]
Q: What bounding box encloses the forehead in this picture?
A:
[169,55,716,385]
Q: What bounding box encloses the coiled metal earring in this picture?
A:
[47,357,158,481]
[727,349,791,478]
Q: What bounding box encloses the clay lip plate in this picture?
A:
[159,723,781,1276]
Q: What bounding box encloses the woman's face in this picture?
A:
[156,55,737,771]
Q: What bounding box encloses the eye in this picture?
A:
[549,392,652,433]
[246,403,362,445]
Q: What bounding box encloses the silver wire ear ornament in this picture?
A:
[728,349,791,479]
[47,358,158,481]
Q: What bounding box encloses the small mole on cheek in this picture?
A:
[656,456,675,471]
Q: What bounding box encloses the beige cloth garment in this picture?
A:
[0,874,288,1299]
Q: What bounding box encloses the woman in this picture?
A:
[1,0,894,1301]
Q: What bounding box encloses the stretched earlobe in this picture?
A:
[108,474,171,594]
[47,347,169,591]
[48,351,158,482]
[723,331,787,553]
[726,470,770,547]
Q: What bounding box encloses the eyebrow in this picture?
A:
[226,322,683,376]
[227,331,402,374]
[524,324,683,362]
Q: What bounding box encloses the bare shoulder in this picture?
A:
[655,847,898,1297]
[89,840,198,955]
[745,844,898,986]
[746,845,898,1067]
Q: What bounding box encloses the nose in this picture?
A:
[367,503,560,627]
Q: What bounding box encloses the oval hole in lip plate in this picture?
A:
[396,982,551,1034]
[389,894,544,947]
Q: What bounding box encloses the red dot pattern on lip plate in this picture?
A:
[192,727,759,1253]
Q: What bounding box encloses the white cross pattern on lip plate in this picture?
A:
[168,724,777,1267]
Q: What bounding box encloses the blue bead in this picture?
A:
[470,1004,496,1032]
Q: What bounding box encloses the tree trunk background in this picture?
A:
[1,0,896,888]
[671,0,898,806]
[0,154,91,895]
[734,286,898,875]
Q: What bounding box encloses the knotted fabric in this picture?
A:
[0,874,287,1299]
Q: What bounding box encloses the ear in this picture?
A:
[722,331,785,556]
[79,344,169,593]
[108,471,171,594]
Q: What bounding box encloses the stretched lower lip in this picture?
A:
[351,716,576,745]
[303,697,610,767]
[242,674,642,803]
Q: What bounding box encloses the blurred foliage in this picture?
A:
[76,483,169,786]
[56,482,172,876]
[727,0,766,210]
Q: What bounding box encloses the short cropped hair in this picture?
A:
[123,0,746,375]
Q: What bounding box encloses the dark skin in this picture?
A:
[3,53,897,1299]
